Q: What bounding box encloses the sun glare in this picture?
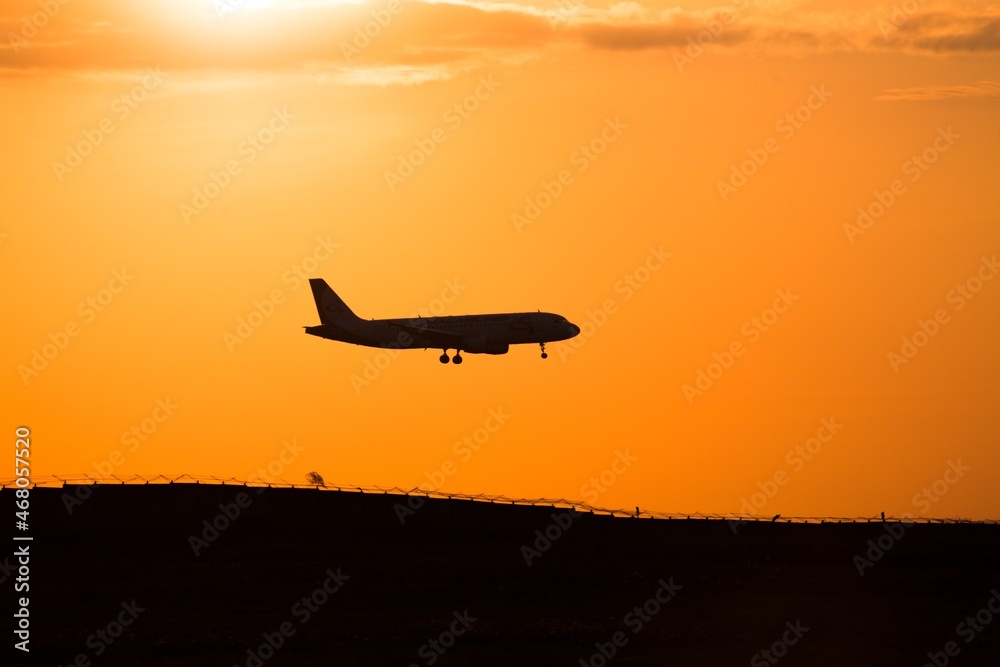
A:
[215,0,273,14]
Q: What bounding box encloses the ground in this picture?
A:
[3,484,998,666]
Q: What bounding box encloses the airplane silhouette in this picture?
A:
[304,279,580,364]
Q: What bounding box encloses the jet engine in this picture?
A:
[463,337,510,355]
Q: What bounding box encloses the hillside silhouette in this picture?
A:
[3,484,998,666]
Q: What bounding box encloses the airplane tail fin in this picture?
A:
[309,279,359,323]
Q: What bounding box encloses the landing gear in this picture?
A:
[440,350,463,364]
[539,342,548,359]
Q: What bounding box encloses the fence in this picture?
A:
[2,473,997,524]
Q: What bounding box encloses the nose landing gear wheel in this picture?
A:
[453,353,463,364]
[540,342,548,359]
[439,351,450,364]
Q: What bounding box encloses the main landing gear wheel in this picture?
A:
[540,342,548,359]
[452,353,463,365]
[439,351,450,364]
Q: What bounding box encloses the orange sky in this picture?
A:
[3,0,999,519]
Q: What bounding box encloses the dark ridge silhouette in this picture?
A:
[3,484,999,666]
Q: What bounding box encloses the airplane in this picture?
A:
[304,279,581,364]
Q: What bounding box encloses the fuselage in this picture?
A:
[305,311,579,354]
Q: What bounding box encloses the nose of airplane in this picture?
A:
[568,323,581,337]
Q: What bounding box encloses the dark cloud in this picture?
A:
[910,15,1000,52]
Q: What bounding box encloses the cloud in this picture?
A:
[0,0,555,81]
[1,0,999,85]
[878,10,1000,52]
[333,64,457,86]
[580,9,754,51]
[876,80,1000,101]
[580,4,1000,57]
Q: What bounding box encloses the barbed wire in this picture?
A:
[2,474,998,525]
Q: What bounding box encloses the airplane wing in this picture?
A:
[391,321,468,347]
